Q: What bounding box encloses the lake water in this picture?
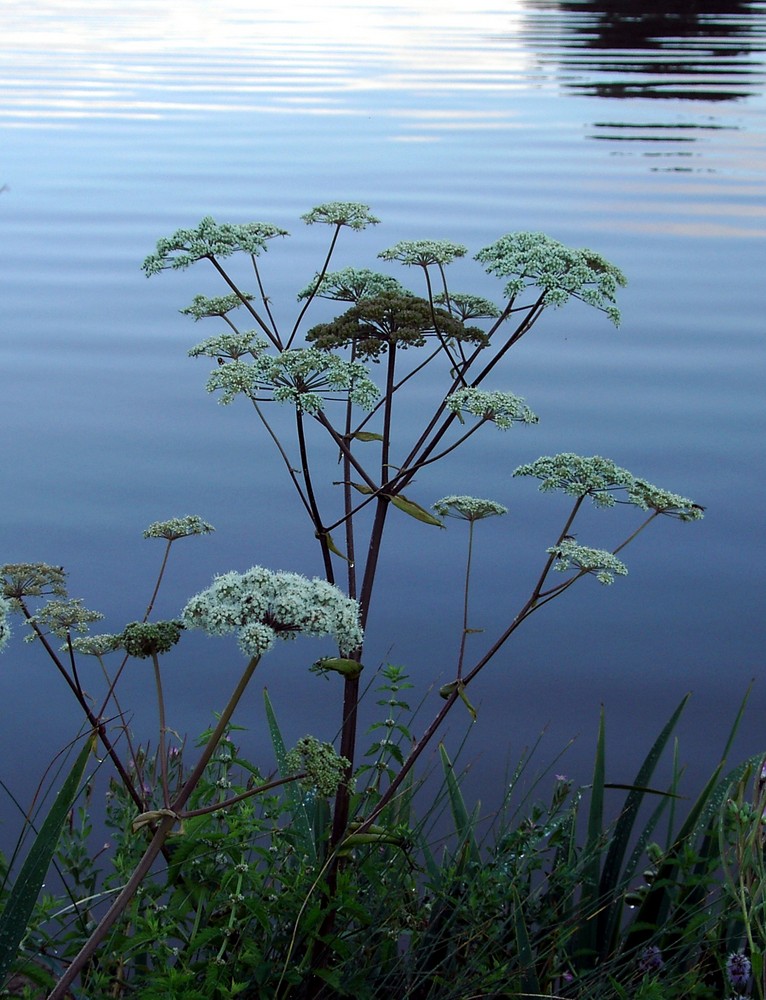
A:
[1,1,765,830]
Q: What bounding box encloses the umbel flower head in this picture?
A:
[547,539,628,585]
[475,231,627,325]
[0,595,11,653]
[446,387,538,429]
[25,599,104,640]
[301,202,380,230]
[143,516,215,541]
[306,292,487,360]
[434,292,501,321]
[1,563,67,608]
[182,567,364,658]
[297,267,407,303]
[180,292,255,321]
[204,348,380,412]
[188,331,268,362]
[142,216,288,275]
[433,496,508,521]
[121,621,184,659]
[285,735,351,796]
[514,453,704,520]
[378,239,467,267]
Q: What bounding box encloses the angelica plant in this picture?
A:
[136,204,702,847]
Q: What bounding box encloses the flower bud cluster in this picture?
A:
[378,239,467,267]
[514,453,703,520]
[143,515,215,541]
[205,348,380,412]
[182,567,364,657]
[475,231,626,325]
[180,292,255,321]
[121,621,184,659]
[298,267,406,303]
[300,202,380,230]
[142,217,288,275]
[446,388,538,429]
[285,735,351,796]
[433,495,508,522]
[547,539,628,585]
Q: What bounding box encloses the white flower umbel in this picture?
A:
[514,454,704,519]
[628,479,705,522]
[188,332,269,362]
[142,217,288,275]
[180,293,255,321]
[182,567,364,658]
[143,516,215,541]
[252,349,380,413]
[514,454,635,508]
[433,496,508,521]
[0,595,11,653]
[378,239,467,267]
[434,292,501,321]
[26,599,104,640]
[297,268,407,303]
[301,202,380,230]
[475,232,626,325]
[68,634,122,657]
[446,388,538,429]
[547,539,628,585]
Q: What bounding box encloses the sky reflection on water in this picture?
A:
[0,1,765,821]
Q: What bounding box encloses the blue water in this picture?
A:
[1,1,765,830]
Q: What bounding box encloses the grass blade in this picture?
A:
[0,731,95,984]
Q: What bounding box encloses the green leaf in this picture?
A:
[387,494,444,527]
[439,744,480,866]
[315,530,351,562]
[597,694,689,958]
[263,690,316,861]
[349,481,376,495]
[352,431,384,443]
[0,731,96,984]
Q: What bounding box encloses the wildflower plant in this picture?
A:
[0,204,714,999]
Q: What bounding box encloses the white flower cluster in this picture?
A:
[188,331,268,362]
[180,292,255,321]
[547,539,628,585]
[475,232,626,325]
[301,202,380,230]
[434,292,501,321]
[628,478,705,522]
[378,239,467,267]
[206,348,380,412]
[26,599,104,640]
[68,633,122,657]
[0,595,11,653]
[143,516,215,541]
[182,567,364,658]
[297,268,407,303]
[514,454,704,519]
[433,495,508,521]
[142,217,288,275]
[446,388,539,429]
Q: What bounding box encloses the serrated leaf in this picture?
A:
[387,494,444,527]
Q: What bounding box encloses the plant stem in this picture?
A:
[49,654,262,998]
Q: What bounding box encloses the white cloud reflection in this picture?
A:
[1,0,533,132]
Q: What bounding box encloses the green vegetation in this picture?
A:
[1,205,759,998]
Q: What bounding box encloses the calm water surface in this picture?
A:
[1,1,765,825]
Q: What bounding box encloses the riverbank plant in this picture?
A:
[2,204,759,998]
